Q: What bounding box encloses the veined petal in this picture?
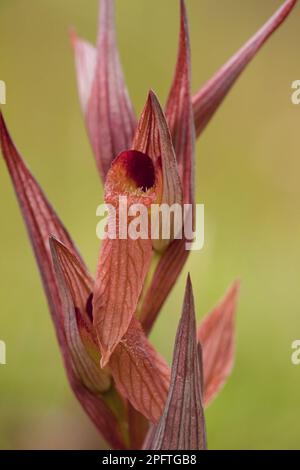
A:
[94,237,153,367]
[93,150,159,366]
[133,90,182,209]
[149,276,207,450]
[50,238,129,448]
[198,282,240,406]
[166,0,195,206]
[192,0,297,137]
[70,30,97,114]
[133,91,183,251]
[0,113,126,449]
[49,237,110,392]
[140,238,188,335]
[109,317,170,423]
[85,0,136,180]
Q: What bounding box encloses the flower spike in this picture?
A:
[1,0,295,450]
[93,90,183,364]
[148,275,207,450]
[192,0,297,137]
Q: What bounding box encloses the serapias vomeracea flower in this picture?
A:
[0,0,296,450]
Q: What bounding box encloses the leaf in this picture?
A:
[84,0,136,180]
[192,0,297,137]
[109,317,170,423]
[166,0,195,206]
[149,275,207,450]
[198,282,240,406]
[0,113,126,449]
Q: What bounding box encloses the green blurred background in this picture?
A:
[0,0,300,450]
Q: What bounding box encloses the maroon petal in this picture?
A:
[149,275,206,450]
[0,113,126,449]
[166,0,195,206]
[85,0,136,180]
[193,0,297,137]
[198,282,240,406]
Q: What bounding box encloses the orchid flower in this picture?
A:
[0,0,296,450]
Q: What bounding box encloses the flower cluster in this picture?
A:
[0,0,296,450]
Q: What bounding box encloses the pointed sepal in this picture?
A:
[149,275,207,450]
[192,0,297,137]
[198,282,240,406]
[166,0,195,206]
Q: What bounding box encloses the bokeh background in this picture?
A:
[0,0,300,450]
